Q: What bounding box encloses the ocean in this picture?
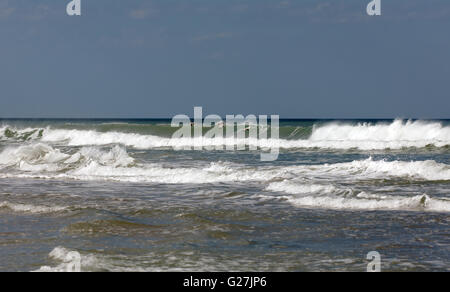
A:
[0,118,448,271]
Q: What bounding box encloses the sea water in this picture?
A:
[0,119,448,271]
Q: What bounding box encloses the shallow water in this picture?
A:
[0,119,449,271]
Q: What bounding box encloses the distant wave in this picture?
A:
[304,119,450,150]
[1,119,450,150]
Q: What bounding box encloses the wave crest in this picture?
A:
[2,119,450,150]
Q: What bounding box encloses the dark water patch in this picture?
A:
[64,219,167,237]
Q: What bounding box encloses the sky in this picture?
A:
[0,0,449,119]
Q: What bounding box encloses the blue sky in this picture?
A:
[0,0,449,118]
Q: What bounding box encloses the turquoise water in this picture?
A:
[0,119,449,271]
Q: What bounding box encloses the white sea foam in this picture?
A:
[283,194,450,212]
[65,161,280,184]
[36,247,98,272]
[279,157,450,181]
[265,180,450,212]
[266,181,342,195]
[337,158,450,181]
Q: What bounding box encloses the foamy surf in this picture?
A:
[0,144,449,184]
[1,143,449,214]
[284,194,450,212]
[295,157,450,181]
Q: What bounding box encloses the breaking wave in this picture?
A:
[0,144,449,183]
[265,181,450,212]
[300,157,450,181]
[306,119,450,149]
[1,119,450,150]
